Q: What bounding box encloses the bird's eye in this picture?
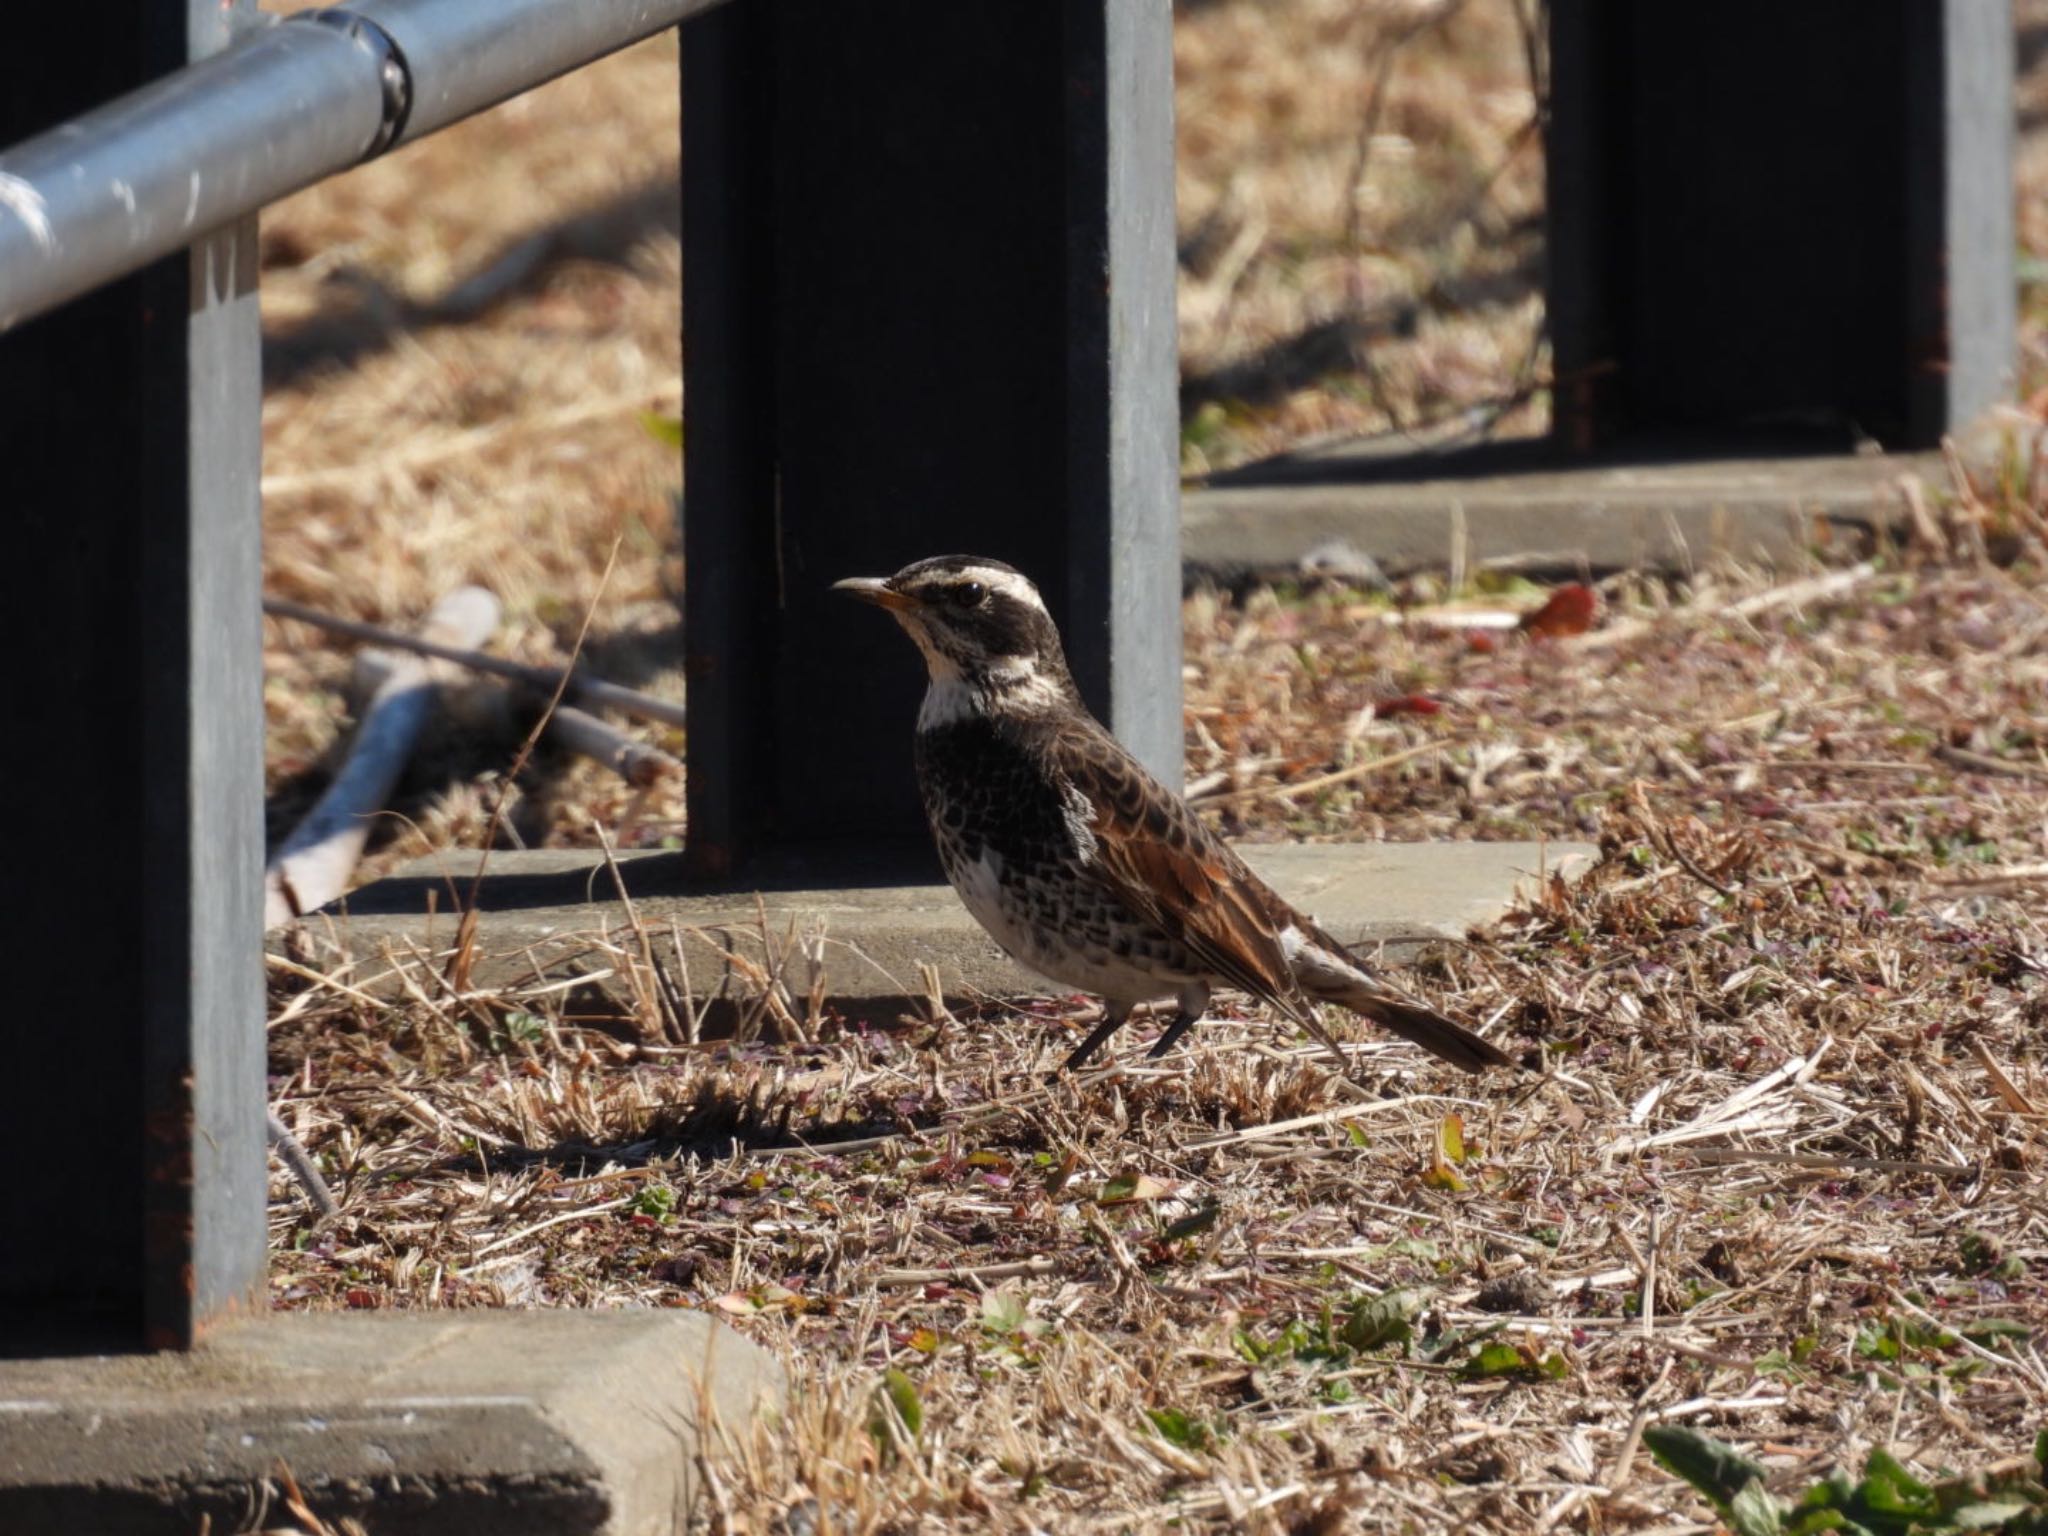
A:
[950,581,987,609]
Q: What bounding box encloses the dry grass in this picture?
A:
[1176,0,1547,471]
[250,5,2048,1531]
[268,503,2048,1532]
[258,31,687,866]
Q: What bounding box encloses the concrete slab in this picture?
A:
[1183,425,1940,580]
[0,1311,780,1535]
[278,840,1596,1016]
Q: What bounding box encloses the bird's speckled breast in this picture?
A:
[914,714,1201,1002]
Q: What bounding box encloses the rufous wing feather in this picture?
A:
[1052,722,1304,1011]
[1046,719,1515,1074]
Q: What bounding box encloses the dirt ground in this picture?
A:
[269,536,2048,1534]
[253,3,2048,1531]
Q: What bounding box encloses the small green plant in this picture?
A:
[1233,1289,1569,1386]
[502,1009,546,1045]
[1754,1333,1820,1383]
[977,1285,1052,1367]
[1342,1288,1421,1351]
[1959,1230,2028,1282]
[867,1368,923,1460]
[639,411,684,449]
[1145,1406,1223,1454]
[627,1183,676,1221]
[1647,1424,2048,1535]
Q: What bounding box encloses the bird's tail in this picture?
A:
[1337,986,1516,1073]
[1284,930,1517,1073]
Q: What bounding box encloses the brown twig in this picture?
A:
[266,595,687,730]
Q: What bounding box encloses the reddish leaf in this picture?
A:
[1519,584,1598,639]
[1370,693,1442,719]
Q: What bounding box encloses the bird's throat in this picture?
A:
[918,674,982,730]
[916,658,1068,731]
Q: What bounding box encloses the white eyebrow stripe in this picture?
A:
[960,567,1047,611]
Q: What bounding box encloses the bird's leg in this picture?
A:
[1145,982,1211,1060]
[1063,1000,1134,1072]
[1145,1010,1202,1059]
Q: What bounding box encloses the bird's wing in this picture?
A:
[1042,719,1513,1074]
[1048,719,1306,1015]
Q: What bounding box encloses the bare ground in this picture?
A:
[269,520,2048,1534]
[251,4,2048,1531]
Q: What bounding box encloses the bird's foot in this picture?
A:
[1145,1011,1200,1059]
[1062,1005,1132,1072]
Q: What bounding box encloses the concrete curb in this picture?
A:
[1183,445,1938,581]
[0,1312,781,1534]
[275,840,1598,1017]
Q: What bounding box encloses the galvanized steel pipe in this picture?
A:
[0,0,729,333]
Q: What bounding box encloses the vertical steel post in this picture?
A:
[680,0,1181,876]
[0,0,266,1349]
[1906,1,2017,443]
[1547,0,2013,452]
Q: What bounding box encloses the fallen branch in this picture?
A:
[1897,473,1949,556]
[1932,860,2048,890]
[870,1256,1058,1289]
[544,701,680,786]
[266,595,687,731]
[1571,562,1879,652]
[1969,1035,2038,1115]
[1724,562,1881,618]
[267,1109,339,1218]
[265,587,501,928]
[1933,744,2048,784]
[1670,1146,2014,1180]
[1193,735,1464,808]
[354,651,681,788]
[1184,1095,1468,1150]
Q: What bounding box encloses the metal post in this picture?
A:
[1547,0,2013,452]
[680,0,1181,876]
[1907,2,2017,444]
[1,1,266,1349]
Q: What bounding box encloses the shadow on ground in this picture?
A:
[262,174,681,388]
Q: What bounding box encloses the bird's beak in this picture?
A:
[833,576,919,612]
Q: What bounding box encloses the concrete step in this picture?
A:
[0,1312,779,1534]
[1183,424,1947,580]
[280,840,1597,1017]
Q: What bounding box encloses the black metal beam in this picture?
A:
[1547,0,2014,452]
[1,0,266,1350]
[680,0,1181,876]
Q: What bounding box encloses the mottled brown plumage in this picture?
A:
[837,555,1514,1074]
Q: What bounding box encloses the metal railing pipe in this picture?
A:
[0,20,383,331]
[348,0,725,148]
[0,0,730,334]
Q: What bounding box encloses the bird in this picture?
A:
[835,554,1515,1076]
